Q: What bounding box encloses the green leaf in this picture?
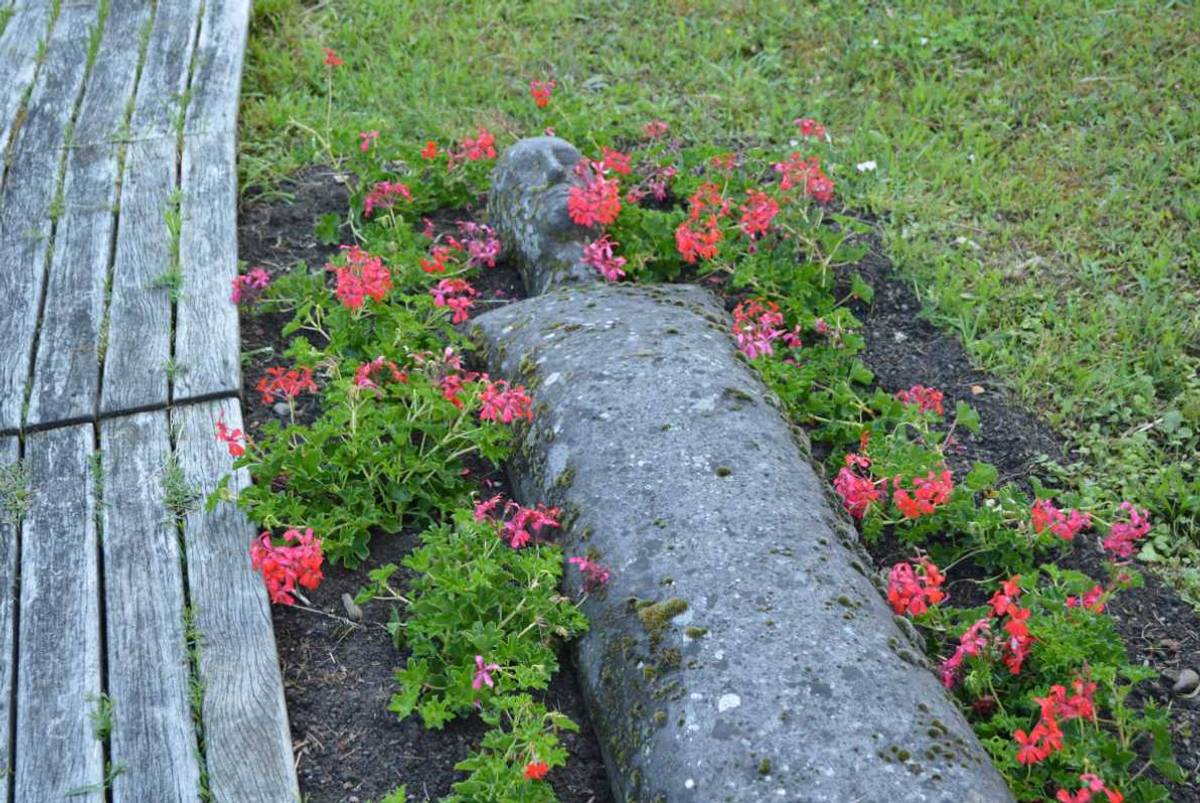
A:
[850,272,874,303]
[314,212,342,245]
[955,401,981,434]
[965,462,999,491]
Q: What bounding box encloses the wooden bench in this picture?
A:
[0,1,297,799]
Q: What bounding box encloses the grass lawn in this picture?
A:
[240,0,1200,597]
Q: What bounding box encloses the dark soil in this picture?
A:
[238,167,1199,799]
[237,167,611,802]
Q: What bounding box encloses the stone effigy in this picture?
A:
[487,136,599,295]
[473,137,1013,802]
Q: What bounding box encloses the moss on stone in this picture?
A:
[637,598,689,647]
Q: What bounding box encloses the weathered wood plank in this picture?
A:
[0,437,18,803]
[100,0,203,414]
[99,135,174,414]
[101,411,201,803]
[174,131,241,401]
[174,399,299,802]
[0,2,99,431]
[184,0,251,137]
[15,425,103,802]
[28,0,155,427]
[0,1,54,158]
[127,0,201,140]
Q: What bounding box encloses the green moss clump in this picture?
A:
[685,626,708,639]
[637,598,689,647]
[758,758,772,776]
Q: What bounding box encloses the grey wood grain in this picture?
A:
[0,1,54,160]
[174,131,241,401]
[15,425,103,802]
[27,0,155,427]
[0,2,100,431]
[184,0,251,137]
[0,437,18,803]
[101,411,201,803]
[174,398,300,802]
[99,135,174,415]
[126,0,201,140]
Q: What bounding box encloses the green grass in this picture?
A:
[240,0,1200,595]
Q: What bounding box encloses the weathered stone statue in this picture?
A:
[476,137,1014,803]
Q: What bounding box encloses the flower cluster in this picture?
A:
[1101,502,1150,559]
[230,267,270,304]
[1056,773,1123,803]
[1031,498,1092,541]
[887,558,946,616]
[772,152,834,202]
[793,116,828,139]
[940,575,1037,687]
[363,180,412,217]
[624,163,676,205]
[421,244,454,274]
[642,120,669,139]
[675,182,728,263]
[738,189,780,241]
[478,379,533,424]
[329,245,392,309]
[567,161,621,227]
[474,495,560,549]
[939,617,992,687]
[731,299,786,359]
[1015,677,1097,766]
[582,234,627,282]
[353,355,407,390]
[529,78,555,108]
[358,129,379,152]
[991,576,1036,674]
[460,127,496,161]
[892,469,953,519]
[256,366,318,405]
[455,221,501,269]
[250,527,325,605]
[430,278,478,324]
[568,555,611,592]
[215,416,246,457]
[600,147,631,175]
[894,384,944,415]
[523,761,549,781]
[833,451,880,518]
[1065,584,1106,613]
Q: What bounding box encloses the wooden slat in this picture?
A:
[172,0,251,401]
[0,1,54,157]
[127,0,201,140]
[28,0,155,426]
[99,136,175,415]
[100,0,203,414]
[14,425,103,802]
[184,0,251,137]
[174,131,241,401]
[0,437,18,803]
[0,2,99,431]
[174,399,299,801]
[101,411,201,803]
